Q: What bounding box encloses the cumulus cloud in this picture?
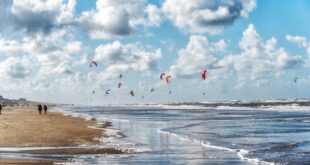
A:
[0,0,75,34]
[78,0,161,39]
[145,4,162,26]
[170,24,304,87]
[0,39,23,55]
[30,34,85,76]
[94,41,162,80]
[219,24,304,82]
[0,1,87,95]
[0,0,164,102]
[0,0,160,39]
[0,56,32,79]
[286,35,310,61]
[169,35,227,78]
[162,0,257,34]
[0,29,86,78]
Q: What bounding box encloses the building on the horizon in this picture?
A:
[18,98,27,103]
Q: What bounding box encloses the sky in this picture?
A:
[0,0,310,104]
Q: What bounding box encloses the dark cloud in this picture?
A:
[196,2,243,27]
[11,8,57,34]
[79,10,133,38]
[163,0,257,34]
[0,0,13,32]
[0,0,73,35]
[1,57,32,79]
[8,64,31,78]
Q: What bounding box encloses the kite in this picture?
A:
[160,73,166,80]
[294,77,298,83]
[202,69,207,80]
[165,75,172,83]
[105,89,111,96]
[89,61,97,68]
[130,90,135,97]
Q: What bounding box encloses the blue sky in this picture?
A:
[0,0,310,104]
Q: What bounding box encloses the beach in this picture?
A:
[0,106,122,164]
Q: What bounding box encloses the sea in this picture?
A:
[1,100,310,164]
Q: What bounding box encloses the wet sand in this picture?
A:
[0,106,122,164]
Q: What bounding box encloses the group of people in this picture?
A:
[37,104,48,115]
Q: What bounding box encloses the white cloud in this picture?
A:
[0,39,23,55]
[286,35,308,47]
[170,35,227,78]
[0,1,308,103]
[78,0,161,39]
[8,0,76,34]
[94,41,162,81]
[0,0,87,97]
[286,35,310,62]
[57,0,76,24]
[169,24,304,90]
[0,28,86,78]
[0,56,32,79]
[78,0,144,39]
[219,24,304,83]
[1,0,160,40]
[73,54,89,67]
[65,41,82,55]
[145,4,162,27]
[162,0,257,34]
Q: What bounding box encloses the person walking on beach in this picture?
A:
[0,104,2,115]
[43,105,48,115]
[37,104,42,115]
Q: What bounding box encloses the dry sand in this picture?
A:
[0,159,55,165]
[0,106,104,147]
[0,106,122,164]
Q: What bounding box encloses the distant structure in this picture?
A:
[0,95,31,105]
[0,95,3,103]
[18,98,27,102]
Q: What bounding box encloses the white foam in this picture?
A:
[236,149,274,165]
[158,128,234,152]
[158,128,274,165]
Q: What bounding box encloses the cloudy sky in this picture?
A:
[0,0,310,104]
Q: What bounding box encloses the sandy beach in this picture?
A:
[0,106,122,164]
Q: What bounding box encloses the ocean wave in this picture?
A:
[157,127,274,165]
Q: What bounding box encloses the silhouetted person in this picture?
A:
[37,104,42,115]
[0,104,2,115]
[43,105,48,115]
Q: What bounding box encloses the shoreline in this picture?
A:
[0,106,122,164]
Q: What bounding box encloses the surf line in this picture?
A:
[157,128,273,165]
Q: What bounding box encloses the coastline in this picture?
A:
[0,105,122,164]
